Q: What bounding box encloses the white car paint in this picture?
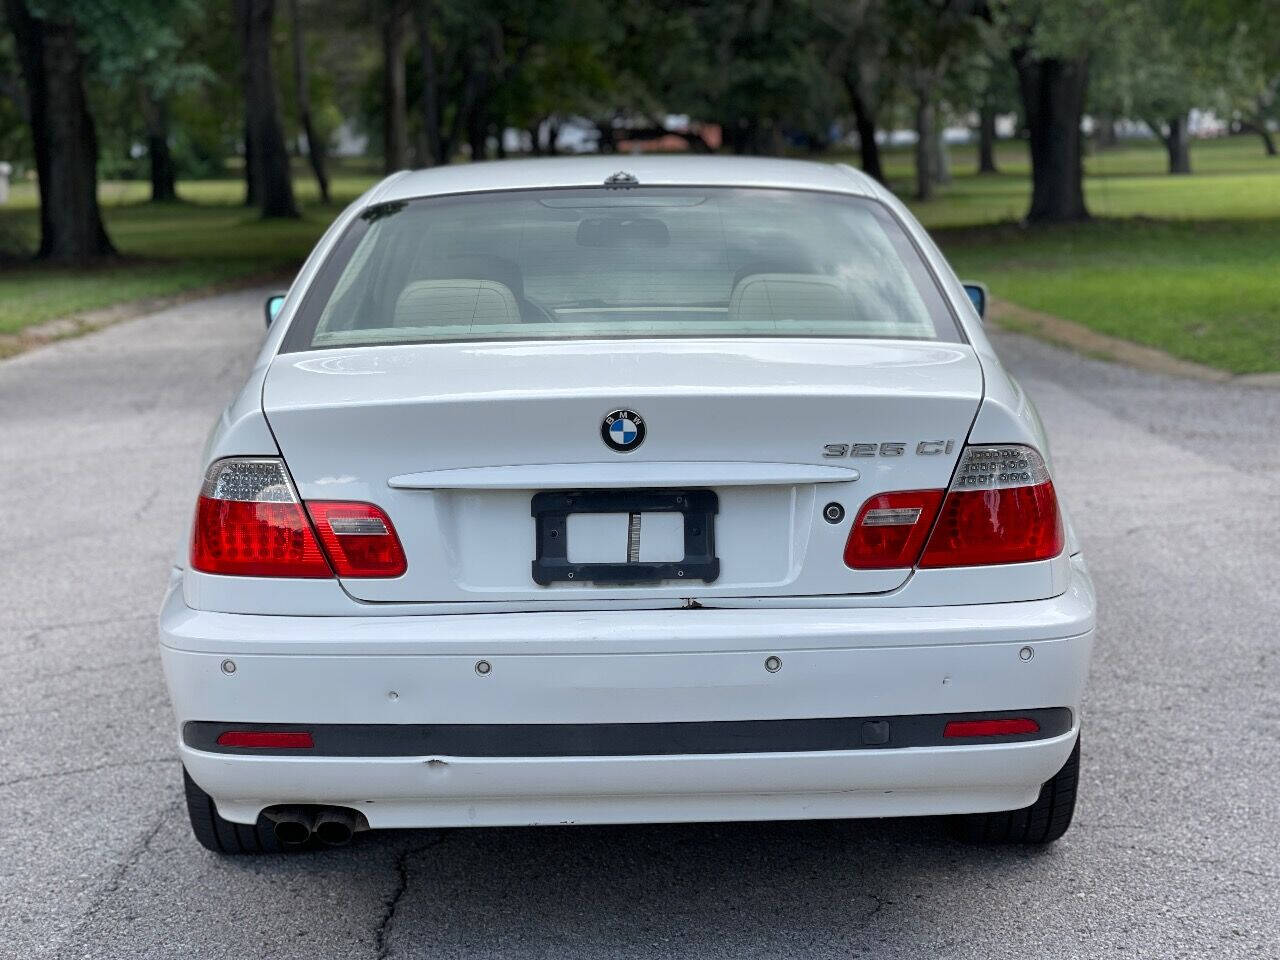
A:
[164,558,1092,828]
[261,338,983,603]
[160,156,1094,831]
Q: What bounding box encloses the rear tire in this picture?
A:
[951,735,1080,845]
[183,768,286,854]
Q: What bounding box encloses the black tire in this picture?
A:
[183,768,286,854]
[951,735,1080,845]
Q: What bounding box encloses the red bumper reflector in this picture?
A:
[943,717,1040,738]
[215,730,315,749]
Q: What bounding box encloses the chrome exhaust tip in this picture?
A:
[313,808,361,847]
[268,807,314,846]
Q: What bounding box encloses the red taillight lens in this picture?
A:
[943,717,1040,738]
[216,730,315,749]
[192,496,331,578]
[191,460,333,579]
[919,482,1064,567]
[919,445,1063,568]
[844,490,945,569]
[842,445,1064,570]
[306,501,407,578]
[190,460,407,579]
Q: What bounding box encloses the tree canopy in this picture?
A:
[1,0,1277,259]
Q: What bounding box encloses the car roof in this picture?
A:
[374,155,880,204]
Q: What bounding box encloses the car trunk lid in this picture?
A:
[262,338,982,604]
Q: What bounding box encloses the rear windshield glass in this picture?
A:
[283,187,960,350]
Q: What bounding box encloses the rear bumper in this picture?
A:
[160,559,1095,827]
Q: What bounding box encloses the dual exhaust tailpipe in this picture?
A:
[268,806,367,847]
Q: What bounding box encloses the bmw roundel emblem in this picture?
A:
[601,409,646,452]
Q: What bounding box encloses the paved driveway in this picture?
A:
[1,290,1276,959]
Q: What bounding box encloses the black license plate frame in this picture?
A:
[530,488,719,586]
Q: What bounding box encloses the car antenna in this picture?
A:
[603,171,638,189]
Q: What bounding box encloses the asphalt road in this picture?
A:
[1,289,1277,959]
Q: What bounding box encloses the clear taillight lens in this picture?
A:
[191,458,331,578]
[919,445,1064,567]
[306,501,407,578]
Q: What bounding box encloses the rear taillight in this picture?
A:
[307,501,407,577]
[191,459,407,579]
[191,459,332,578]
[843,444,1064,570]
[919,445,1064,567]
[844,490,945,569]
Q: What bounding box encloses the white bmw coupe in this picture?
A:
[161,156,1094,853]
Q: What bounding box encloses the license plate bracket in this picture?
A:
[531,488,719,586]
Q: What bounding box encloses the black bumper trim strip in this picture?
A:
[184,708,1072,758]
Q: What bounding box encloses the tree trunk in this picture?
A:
[147,129,176,202]
[1163,114,1191,174]
[1012,50,1089,223]
[933,125,950,185]
[443,54,480,163]
[849,101,880,184]
[4,0,115,261]
[381,2,409,172]
[1249,115,1277,156]
[463,46,490,163]
[288,0,329,203]
[236,0,298,218]
[468,99,488,161]
[847,85,885,184]
[1096,115,1118,148]
[138,86,177,202]
[243,118,258,206]
[413,0,442,165]
[594,119,616,154]
[913,94,935,201]
[977,102,998,173]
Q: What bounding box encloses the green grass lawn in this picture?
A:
[880,137,1280,374]
[0,173,377,336]
[1,138,1277,372]
[872,136,1280,227]
[938,219,1280,374]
